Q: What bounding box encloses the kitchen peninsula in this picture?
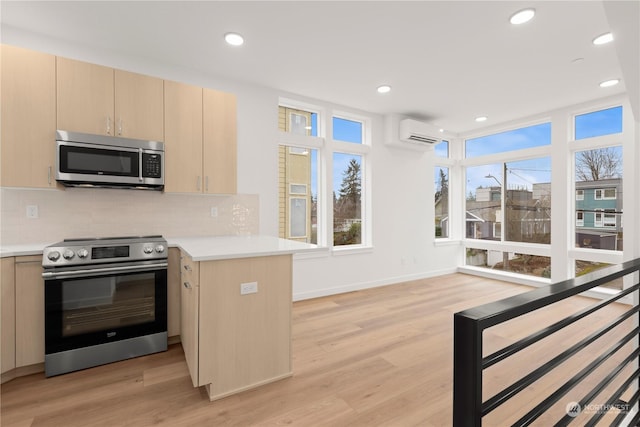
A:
[1,235,317,401]
[169,235,317,401]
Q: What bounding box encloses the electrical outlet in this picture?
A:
[240,281,258,295]
[26,205,39,219]
[210,207,218,218]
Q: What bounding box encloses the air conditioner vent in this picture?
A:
[399,119,442,145]
[405,134,440,144]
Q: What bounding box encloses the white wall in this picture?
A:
[1,30,461,300]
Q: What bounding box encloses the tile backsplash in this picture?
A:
[0,187,259,245]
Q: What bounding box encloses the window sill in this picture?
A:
[293,247,330,260]
[434,238,461,247]
[331,245,374,256]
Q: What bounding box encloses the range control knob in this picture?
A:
[63,249,75,260]
[155,245,165,253]
[77,248,89,259]
[143,246,154,254]
[47,251,61,261]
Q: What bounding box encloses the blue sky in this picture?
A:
[314,106,623,200]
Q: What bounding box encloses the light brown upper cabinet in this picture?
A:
[57,57,163,141]
[164,84,238,194]
[164,80,204,193]
[1,45,56,188]
[203,88,237,194]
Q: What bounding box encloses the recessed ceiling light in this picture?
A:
[224,32,244,46]
[600,79,620,88]
[475,116,488,122]
[510,8,535,25]
[439,128,444,133]
[593,32,614,45]
[377,85,391,94]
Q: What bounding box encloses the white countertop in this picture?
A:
[168,235,318,261]
[0,236,318,260]
[0,242,52,258]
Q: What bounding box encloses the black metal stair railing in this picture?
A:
[453,258,640,426]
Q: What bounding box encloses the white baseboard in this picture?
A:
[292,267,459,301]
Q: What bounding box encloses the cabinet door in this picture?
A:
[164,80,203,193]
[203,88,237,194]
[15,256,44,367]
[115,70,164,141]
[180,254,200,387]
[1,45,56,188]
[1,257,16,374]
[57,57,114,135]
[167,248,181,338]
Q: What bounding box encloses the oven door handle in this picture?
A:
[42,262,168,279]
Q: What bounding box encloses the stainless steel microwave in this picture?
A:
[56,130,164,190]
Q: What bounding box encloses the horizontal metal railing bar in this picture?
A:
[456,258,640,329]
[582,367,640,427]
[612,390,640,425]
[555,349,640,427]
[512,327,640,427]
[482,283,640,369]
[481,305,640,416]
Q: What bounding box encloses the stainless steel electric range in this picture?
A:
[42,236,168,377]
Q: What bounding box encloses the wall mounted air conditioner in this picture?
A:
[385,115,441,150]
[399,118,442,145]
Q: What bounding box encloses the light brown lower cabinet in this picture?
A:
[15,256,45,368]
[1,257,16,374]
[180,253,293,401]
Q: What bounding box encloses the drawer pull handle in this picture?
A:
[183,265,192,272]
[183,281,192,289]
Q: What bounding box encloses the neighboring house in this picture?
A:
[575,178,623,250]
[278,106,313,243]
[463,187,549,242]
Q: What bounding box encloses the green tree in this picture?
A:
[336,158,361,219]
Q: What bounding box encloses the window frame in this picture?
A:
[278,99,373,251]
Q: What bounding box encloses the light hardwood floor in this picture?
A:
[0,274,632,426]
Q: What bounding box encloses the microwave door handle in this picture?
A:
[139,148,144,182]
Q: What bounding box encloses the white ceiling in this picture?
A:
[1,1,637,134]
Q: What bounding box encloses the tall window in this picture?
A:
[464,122,552,278]
[434,167,449,238]
[332,114,369,247]
[278,102,371,249]
[278,105,319,244]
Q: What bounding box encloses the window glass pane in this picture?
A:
[435,140,449,158]
[465,164,502,240]
[434,167,449,238]
[333,117,362,144]
[505,157,551,244]
[575,261,621,290]
[279,106,317,136]
[465,122,551,158]
[466,248,551,278]
[333,153,362,246]
[290,198,307,238]
[575,106,622,140]
[575,146,622,251]
[279,145,317,244]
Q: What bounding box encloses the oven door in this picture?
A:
[44,261,167,356]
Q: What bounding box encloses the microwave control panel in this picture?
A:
[142,153,162,178]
